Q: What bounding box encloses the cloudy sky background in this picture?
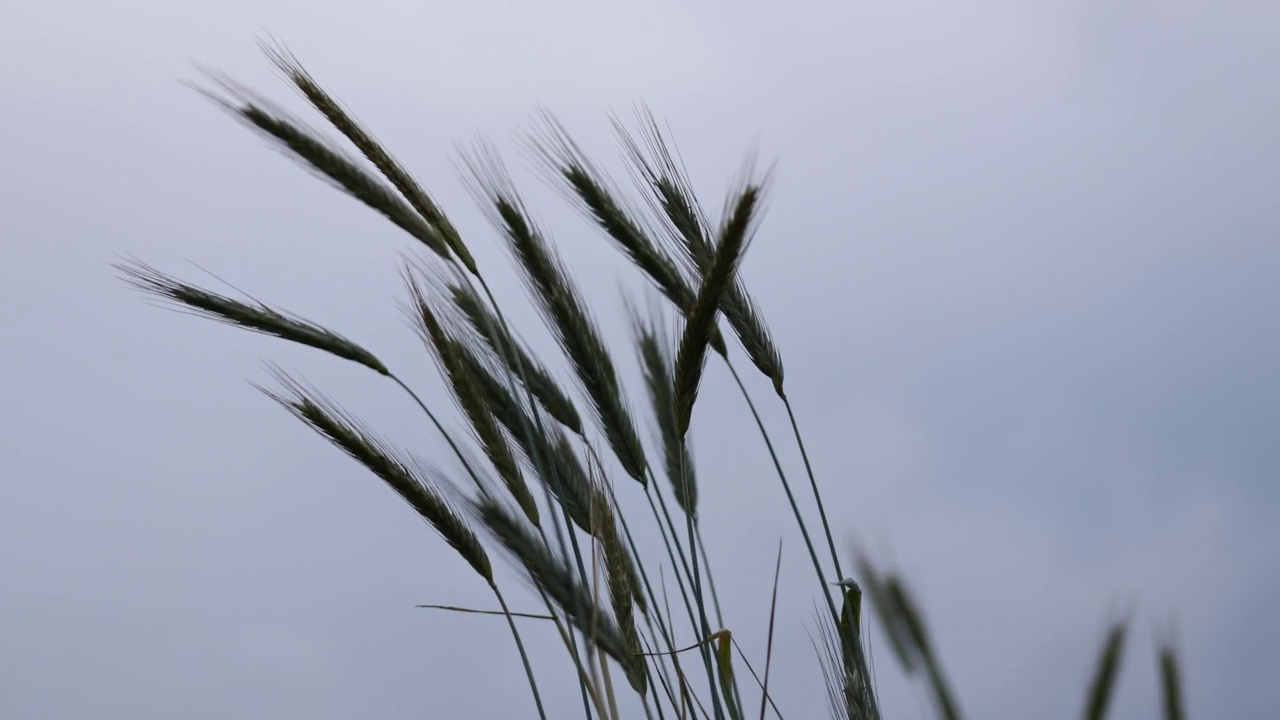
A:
[3,0,1277,717]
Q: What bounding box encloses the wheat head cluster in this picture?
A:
[119,42,1187,720]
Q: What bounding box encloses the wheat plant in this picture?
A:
[119,42,1187,720]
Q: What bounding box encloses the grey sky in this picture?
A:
[2,0,1277,718]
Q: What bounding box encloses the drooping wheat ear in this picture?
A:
[527,111,728,357]
[116,258,389,375]
[404,270,541,527]
[260,370,493,583]
[1084,622,1128,720]
[673,179,765,438]
[447,280,583,435]
[476,497,649,694]
[628,302,698,518]
[259,40,478,276]
[191,71,451,260]
[616,106,783,393]
[460,142,650,485]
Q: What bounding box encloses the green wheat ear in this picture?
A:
[261,40,477,275]
[674,180,764,437]
[191,71,453,259]
[116,258,390,376]
[405,270,541,527]
[461,142,651,485]
[615,106,782,392]
[261,370,494,583]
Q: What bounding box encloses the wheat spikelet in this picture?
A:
[261,371,493,583]
[405,272,540,526]
[460,143,650,484]
[450,338,650,619]
[527,112,730,357]
[448,280,583,435]
[673,182,762,437]
[193,72,450,259]
[260,41,478,275]
[617,107,784,395]
[476,497,648,693]
[117,259,389,375]
[629,304,698,517]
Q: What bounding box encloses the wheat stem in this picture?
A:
[725,359,838,623]
[782,396,844,580]
[492,583,551,720]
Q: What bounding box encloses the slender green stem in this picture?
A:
[694,522,745,715]
[781,395,843,580]
[451,267,600,720]
[728,638,787,720]
[587,444,722,720]
[492,583,550,720]
[541,585,612,720]
[649,476,743,718]
[723,360,839,624]
[389,374,486,491]
[679,439,743,720]
[561,497,606,718]
[639,682,658,720]
[392,369,597,720]
[394,361,550,720]
[636,626,674,720]
[645,483,698,622]
[695,525,725,628]
[598,461,695,718]
[645,480,696,599]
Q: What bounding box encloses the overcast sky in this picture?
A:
[2,0,1277,718]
